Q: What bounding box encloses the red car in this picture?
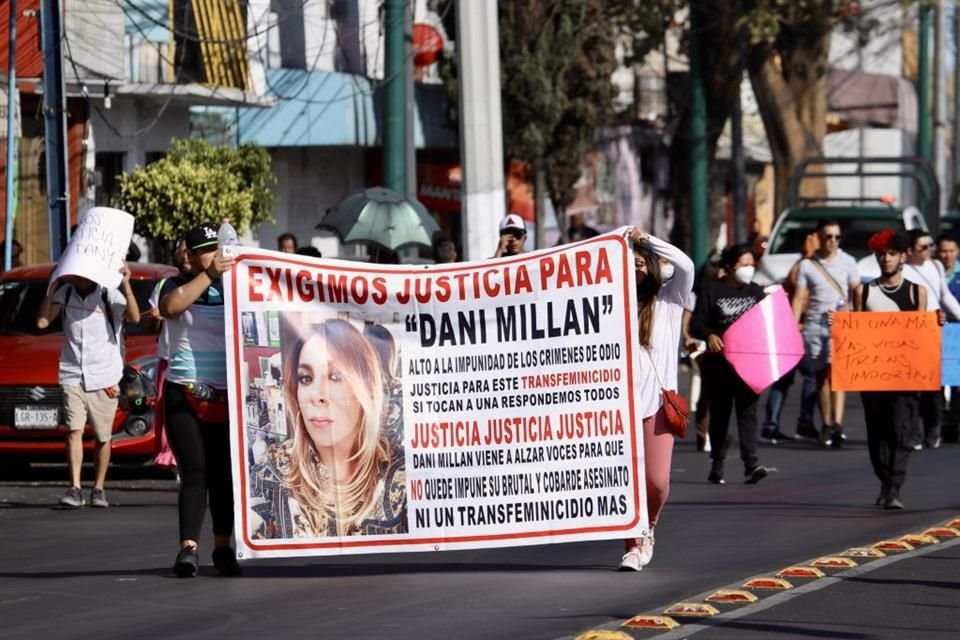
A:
[0,262,178,474]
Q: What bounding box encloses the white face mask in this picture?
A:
[659,263,675,281]
[734,265,755,285]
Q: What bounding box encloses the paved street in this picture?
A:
[2,386,960,640]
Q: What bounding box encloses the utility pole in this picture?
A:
[383,0,405,193]
[689,10,708,266]
[933,0,947,216]
[403,0,416,199]
[455,0,506,260]
[730,74,746,245]
[41,0,70,259]
[918,5,932,162]
[5,0,17,270]
[953,1,960,205]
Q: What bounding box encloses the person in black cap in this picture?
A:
[158,223,240,577]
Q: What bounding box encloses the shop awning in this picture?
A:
[236,68,456,149]
[828,68,917,135]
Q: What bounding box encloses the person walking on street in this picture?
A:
[619,227,694,571]
[159,224,239,577]
[903,229,957,450]
[937,233,960,442]
[691,244,769,486]
[937,233,960,298]
[36,264,141,508]
[854,229,929,510]
[762,231,819,443]
[144,239,191,471]
[791,219,861,448]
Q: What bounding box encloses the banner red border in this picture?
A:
[228,235,642,551]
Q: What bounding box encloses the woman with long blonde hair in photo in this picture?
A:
[250,318,407,538]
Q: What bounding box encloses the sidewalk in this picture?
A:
[574,517,960,640]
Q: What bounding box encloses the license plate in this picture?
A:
[14,406,60,429]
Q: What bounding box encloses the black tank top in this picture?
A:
[862,278,920,312]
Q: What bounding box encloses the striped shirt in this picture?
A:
[160,276,227,389]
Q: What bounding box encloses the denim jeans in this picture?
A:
[763,359,816,429]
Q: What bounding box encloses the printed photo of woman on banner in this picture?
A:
[246,311,408,539]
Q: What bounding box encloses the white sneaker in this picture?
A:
[638,530,655,567]
[618,547,643,571]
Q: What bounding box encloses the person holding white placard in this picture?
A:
[36,264,140,508]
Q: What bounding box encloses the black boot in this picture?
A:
[707,459,725,484]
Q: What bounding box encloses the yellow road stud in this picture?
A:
[811,557,858,568]
[575,631,633,640]
[621,616,680,630]
[663,603,720,617]
[705,589,759,604]
[743,577,793,590]
[839,548,886,558]
[777,566,826,578]
[873,540,915,552]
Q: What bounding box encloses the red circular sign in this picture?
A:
[413,24,443,67]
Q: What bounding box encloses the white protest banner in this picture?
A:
[49,207,134,292]
[224,232,648,559]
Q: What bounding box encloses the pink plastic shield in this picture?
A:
[722,287,804,394]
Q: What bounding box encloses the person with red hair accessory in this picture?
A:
[854,228,927,509]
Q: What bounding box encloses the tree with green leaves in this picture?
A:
[115,138,275,242]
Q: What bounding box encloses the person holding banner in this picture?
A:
[158,224,240,578]
[691,244,769,486]
[249,318,407,539]
[618,227,694,571]
[853,229,927,510]
[37,265,141,508]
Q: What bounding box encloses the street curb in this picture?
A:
[560,518,960,640]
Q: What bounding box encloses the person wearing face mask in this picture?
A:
[690,244,768,485]
[618,227,694,571]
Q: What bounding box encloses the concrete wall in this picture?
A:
[90,98,192,172]
[66,0,126,82]
[255,146,367,256]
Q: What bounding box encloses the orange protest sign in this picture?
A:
[831,311,941,391]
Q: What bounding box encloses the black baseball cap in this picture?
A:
[184,223,219,251]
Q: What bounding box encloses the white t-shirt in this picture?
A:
[636,235,695,420]
[903,259,960,318]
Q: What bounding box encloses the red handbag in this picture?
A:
[645,347,690,438]
[660,389,690,439]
